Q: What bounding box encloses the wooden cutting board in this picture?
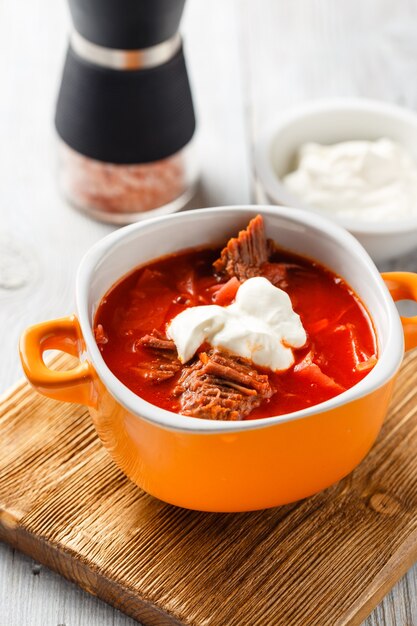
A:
[2,352,417,626]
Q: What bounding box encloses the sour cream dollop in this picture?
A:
[166,277,307,372]
[282,138,417,221]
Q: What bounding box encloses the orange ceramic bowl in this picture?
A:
[19,206,417,512]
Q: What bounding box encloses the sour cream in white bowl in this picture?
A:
[254,99,417,263]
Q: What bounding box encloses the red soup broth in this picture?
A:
[94,247,377,420]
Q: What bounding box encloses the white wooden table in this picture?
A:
[1,0,417,624]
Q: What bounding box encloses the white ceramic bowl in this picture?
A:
[254,98,417,263]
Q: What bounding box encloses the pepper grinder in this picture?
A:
[55,0,197,224]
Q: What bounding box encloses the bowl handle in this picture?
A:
[19,315,95,405]
[382,272,417,351]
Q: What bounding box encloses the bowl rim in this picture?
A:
[254,97,417,235]
[76,204,404,434]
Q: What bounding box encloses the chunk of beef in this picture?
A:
[213,215,270,280]
[132,359,180,382]
[261,262,288,289]
[173,349,273,420]
[133,330,180,383]
[138,331,176,352]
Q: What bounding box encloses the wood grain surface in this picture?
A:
[2,351,417,625]
[2,0,417,623]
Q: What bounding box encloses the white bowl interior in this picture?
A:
[78,206,404,433]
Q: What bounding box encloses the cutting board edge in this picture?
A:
[0,521,186,626]
[339,527,417,626]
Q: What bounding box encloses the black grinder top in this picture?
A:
[68,0,186,50]
[55,0,195,164]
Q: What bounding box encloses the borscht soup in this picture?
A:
[94,215,377,421]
